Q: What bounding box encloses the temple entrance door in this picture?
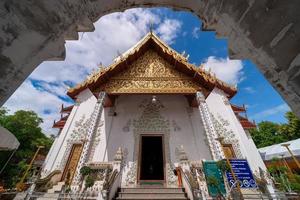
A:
[139,135,164,183]
[61,144,83,183]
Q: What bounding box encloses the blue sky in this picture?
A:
[159,8,290,123]
[3,8,290,135]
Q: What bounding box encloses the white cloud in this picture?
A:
[251,103,291,119]
[156,19,182,44]
[192,27,200,39]
[243,86,256,94]
[3,8,182,135]
[3,81,65,135]
[202,56,244,85]
[31,8,182,84]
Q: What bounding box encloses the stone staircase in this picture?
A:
[36,181,65,200]
[115,187,189,200]
[241,189,270,200]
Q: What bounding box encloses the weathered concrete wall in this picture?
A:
[1,0,300,116]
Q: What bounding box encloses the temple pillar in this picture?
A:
[71,92,106,191]
[196,91,224,160]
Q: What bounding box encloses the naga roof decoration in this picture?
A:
[53,115,69,129]
[67,32,237,98]
[237,114,256,129]
[231,103,246,113]
[60,104,74,113]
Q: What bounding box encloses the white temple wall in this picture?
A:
[42,134,59,175]
[91,107,117,162]
[166,95,211,162]
[41,103,79,177]
[90,94,212,165]
[244,130,268,170]
[206,88,266,172]
[41,89,97,177]
[190,107,213,161]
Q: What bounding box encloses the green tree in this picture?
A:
[250,111,300,148]
[279,111,300,140]
[0,108,53,188]
[250,121,285,148]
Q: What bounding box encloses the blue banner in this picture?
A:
[226,159,257,188]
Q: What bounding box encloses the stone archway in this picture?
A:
[1,0,300,116]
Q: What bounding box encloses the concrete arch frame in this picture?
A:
[1,0,300,116]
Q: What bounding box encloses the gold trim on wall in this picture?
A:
[222,144,236,159]
[61,144,83,184]
[102,50,201,94]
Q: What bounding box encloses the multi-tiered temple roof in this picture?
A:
[67,32,237,99]
[52,33,258,131]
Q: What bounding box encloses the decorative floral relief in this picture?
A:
[172,120,181,132]
[103,50,200,94]
[88,120,104,162]
[125,162,137,186]
[196,91,223,160]
[166,163,177,187]
[71,92,106,187]
[59,115,90,171]
[69,115,91,142]
[211,114,243,159]
[85,180,103,196]
[133,98,169,133]
[194,165,209,198]
[132,98,171,165]
[130,98,174,187]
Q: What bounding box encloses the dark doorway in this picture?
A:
[140,136,164,181]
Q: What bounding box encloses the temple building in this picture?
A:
[38,33,274,199]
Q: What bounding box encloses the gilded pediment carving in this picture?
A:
[68,33,236,98]
[103,50,200,94]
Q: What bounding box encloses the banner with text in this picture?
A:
[226,159,257,188]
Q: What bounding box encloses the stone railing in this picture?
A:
[76,147,124,199]
[35,170,62,192]
[179,162,209,200]
[177,146,210,200]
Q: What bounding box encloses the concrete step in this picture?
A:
[37,182,65,200]
[115,187,189,200]
[118,192,187,198]
[36,193,60,200]
[116,198,188,200]
[120,187,184,193]
[242,195,270,200]
[47,181,64,193]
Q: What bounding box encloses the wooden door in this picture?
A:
[61,144,83,184]
[222,144,236,159]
